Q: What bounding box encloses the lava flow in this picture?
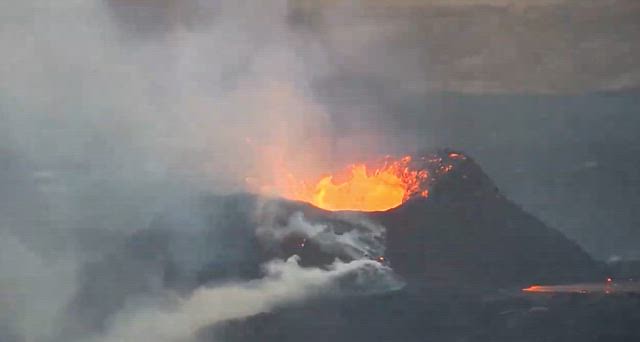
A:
[522,278,640,294]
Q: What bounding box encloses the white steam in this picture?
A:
[0,1,336,340]
[96,212,402,342]
[0,233,77,342]
[257,211,387,260]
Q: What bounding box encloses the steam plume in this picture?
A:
[95,211,402,342]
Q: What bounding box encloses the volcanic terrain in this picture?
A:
[63,150,640,342]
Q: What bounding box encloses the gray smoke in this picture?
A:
[95,257,398,342]
[92,209,401,342]
[2,0,640,341]
[0,0,333,340]
[256,211,386,260]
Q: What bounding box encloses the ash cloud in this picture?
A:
[0,0,337,340]
[1,0,640,341]
[0,3,402,340]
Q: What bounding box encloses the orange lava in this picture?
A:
[521,279,640,294]
[522,285,551,293]
[279,156,429,212]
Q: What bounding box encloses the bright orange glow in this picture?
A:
[522,285,547,293]
[521,281,640,294]
[248,153,463,212]
[277,156,430,212]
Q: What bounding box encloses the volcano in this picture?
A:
[234,150,598,288]
[64,150,606,340]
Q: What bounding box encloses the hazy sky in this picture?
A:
[1,0,639,256]
[1,0,638,251]
[1,1,639,339]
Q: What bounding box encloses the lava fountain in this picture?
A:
[251,153,462,212]
[286,156,428,212]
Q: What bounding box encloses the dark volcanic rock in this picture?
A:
[248,150,601,289]
[208,289,640,342]
[375,152,600,288]
[63,151,602,338]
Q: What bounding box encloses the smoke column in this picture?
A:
[0,1,342,340]
[94,211,402,342]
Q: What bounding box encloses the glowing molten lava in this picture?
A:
[521,278,640,294]
[247,152,463,212]
[282,156,429,212]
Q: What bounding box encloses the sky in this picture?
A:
[291,0,640,258]
[1,1,639,340]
